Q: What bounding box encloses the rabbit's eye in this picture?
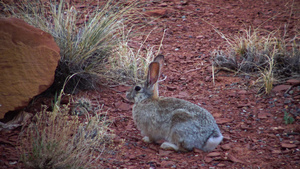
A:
[135,86,141,91]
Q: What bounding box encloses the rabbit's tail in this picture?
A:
[202,130,223,152]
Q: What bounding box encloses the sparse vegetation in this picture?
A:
[283,110,295,125]
[212,27,300,94]
[106,27,165,84]
[70,97,93,116]
[19,89,114,169]
[1,0,158,93]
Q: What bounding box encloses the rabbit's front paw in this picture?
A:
[160,142,179,151]
[142,136,153,143]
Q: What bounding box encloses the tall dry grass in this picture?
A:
[1,0,159,93]
[212,27,300,94]
[19,76,115,168]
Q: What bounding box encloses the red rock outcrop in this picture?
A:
[0,18,60,119]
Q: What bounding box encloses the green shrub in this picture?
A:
[284,110,295,125]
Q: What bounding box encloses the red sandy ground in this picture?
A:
[1,0,299,168]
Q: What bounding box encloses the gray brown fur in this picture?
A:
[126,55,223,152]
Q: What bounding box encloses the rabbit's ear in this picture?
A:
[153,54,164,68]
[152,55,164,98]
[146,62,160,88]
[153,54,164,77]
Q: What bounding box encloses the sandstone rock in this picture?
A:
[0,18,60,119]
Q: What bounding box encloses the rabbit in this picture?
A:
[126,55,223,152]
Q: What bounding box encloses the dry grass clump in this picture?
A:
[212,27,300,94]
[106,27,165,84]
[1,0,149,93]
[70,97,93,116]
[19,91,115,168]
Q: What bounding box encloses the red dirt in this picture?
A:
[1,0,299,168]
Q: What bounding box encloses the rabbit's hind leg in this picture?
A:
[160,142,179,151]
[202,133,223,152]
[142,136,153,143]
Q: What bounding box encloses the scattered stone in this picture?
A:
[284,99,291,104]
[295,95,300,99]
[9,161,17,165]
[272,150,281,154]
[221,144,232,150]
[240,124,248,129]
[159,3,168,7]
[213,113,222,118]
[205,76,211,82]
[237,90,247,94]
[286,79,300,85]
[228,154,245,164]
[237,103,251,108]
[282,149,292,154]
[222,135,231,141]
[204,157,213,163]
[216,118,233,124]
[281,143,297,148]
[272,85,291,92]
[129,154,137,160]
[180,0,189,5]
[258,112,272,119]
[217,163,226,167]
[159,149,173,156]
[178,91,189,98]
[270,126,285,131]
[207,152,221,157]
[167,86,177,91]
[228,92,237,97]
